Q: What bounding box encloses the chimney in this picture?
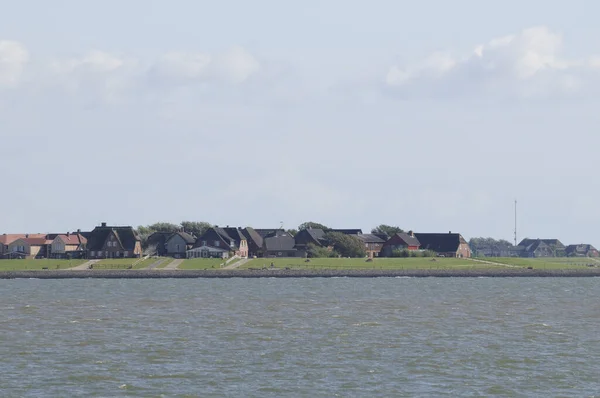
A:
[77,229,81,233]
[67,232,70,237]
[101,222,107,227]
[25,234,29,238]
[449,231,452,234]
[409,230,414,237]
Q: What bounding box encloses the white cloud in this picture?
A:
[0,40,29,88]
[386,26,600,98]
[151,46,260,84]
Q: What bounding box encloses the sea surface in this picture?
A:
[1,277,600,397]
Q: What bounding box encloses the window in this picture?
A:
[91,251,95,257]
[202,241,207,246]
[215,241,220,247]
[124,251,128,257]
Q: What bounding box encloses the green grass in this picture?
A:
[178,258,226,270]
[0,259,86,271]
[239,257,496,270]
[478,257,599,269]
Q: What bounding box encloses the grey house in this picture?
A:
[165,232,196,258]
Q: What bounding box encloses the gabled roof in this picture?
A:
[264,231,296,251]
[241,227,264,248]
[306,228,326,242]
[565,244,598,255]
[254,229,281,238]
[518,238,565,250]
[166,232,196,245]
[198,227,246,249]
[414,233,466,253]
[53,233,88,245]
[87,225,140,251]
[0,234,46,245]
[385,232,420,247]
[356,234,386,244]
[11,237,49,246]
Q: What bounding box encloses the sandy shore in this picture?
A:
[1,268,600,279]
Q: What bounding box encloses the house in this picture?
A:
[263,230,297,257]
[381,232,421,257]
[49,232,88,259]
[294,228,328,257]
[165,232,196,258]
[357,234,388,258]
[0,234,47,258]
[241,227,265,257]
[145,232,172,256]
[189,226,248,259]
[414,232,471,258]
[86,223,142,259]
[7,236,52,259]
[517,239,566,257]
[565,244,599,257]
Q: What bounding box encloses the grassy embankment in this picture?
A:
[0,259,86,271]
[178,258,227,270]
[93,258,168,270]
[237,257,600,270]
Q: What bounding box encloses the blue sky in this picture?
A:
[1,0,599,244]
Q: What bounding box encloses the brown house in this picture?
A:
[86,223,142,259]
[357,234,387,258]
[49,232,88,258]
[0,234,47,258]
[381,232,421,257]
[7,236,51,259]
[414,232,471,258]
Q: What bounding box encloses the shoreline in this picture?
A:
[2,268,600,279]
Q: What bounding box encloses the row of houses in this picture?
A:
[474,238,600,258]
[0,222,472,260]
[0,223,142,260]
[178,227,472,259]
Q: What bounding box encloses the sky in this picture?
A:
[1,0,600,245]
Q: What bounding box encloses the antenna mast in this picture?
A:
[514,200,517,246]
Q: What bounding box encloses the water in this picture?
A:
[1,278,600,397]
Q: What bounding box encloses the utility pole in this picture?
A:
[514,199,518,247]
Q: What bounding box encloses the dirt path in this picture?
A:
[163,259,184,270]
[144,258,167,270]
[467,258,521,268]
[224,258,250,269]
[70,260,100,270]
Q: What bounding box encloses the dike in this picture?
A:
[2,268,600,279]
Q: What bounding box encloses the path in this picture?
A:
[144,258,168,270]
[467,258,520,268]
[70,260,100,270]
[224,258,250,269]
[163,259,184,270]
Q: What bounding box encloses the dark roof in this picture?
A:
[147,232,171,245]
[391,232,421,247]
[306,228,326,242]
[356,234,386,244]
[330,229,363,235]
[222,227,245,242]
[414,233,466,253]
[264,232,296,252]
[566,244,598,255]
[254,229,281,238]
[518,238,565,250]
[241,227,264,248]
[167,232,196,245]
[87,225,140,251]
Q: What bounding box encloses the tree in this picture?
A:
[148,222,181,233]
[298,221,330,231]
[468,237,514,257]
[180,221,212,238]
[286,228,298,236]
[307,243,336,258]
[371,225,404,237]
[324,232,366,258]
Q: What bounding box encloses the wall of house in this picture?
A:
[52,239,66,254]
[166,235,188,256]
